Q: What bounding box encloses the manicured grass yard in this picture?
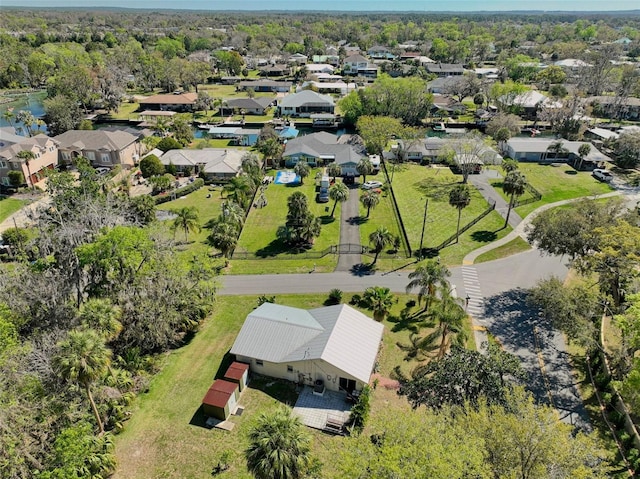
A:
[231,170,340,274]
[113,293,472,479]
[391,165,494,250]
[0,196,28,223]
[156,186,224,258]
[474,236,532,264]
[489,163,615,218]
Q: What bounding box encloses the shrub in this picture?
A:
[139,154,165,178]
[7,170,24,187]
[154,179,204,205]
[256,295,276,307]
[349,294,362,306]
[325,289,343,305]
[348,385,371,434]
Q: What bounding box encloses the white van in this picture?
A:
[592,169,613,182]
[320,175,330,189]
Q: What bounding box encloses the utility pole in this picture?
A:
[418,197,428,259]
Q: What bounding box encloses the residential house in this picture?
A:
[312,55,340,66]
[395,136,500,166]
[325,46,339,56]
[342,54,378,79]
[306,64,336,75]
[259,64,291,77]
[282,131,363,176]
[504,90,558,120]
[368,45,395,60]
[425,63,465,77]
[230,303,384,394]
[505,138,612,167]
[298,81,354,96]
[220,97,275,116]
[288,53,308,64]
[54,129,141,168]
[159,148,246,180]
[0,131,59,188]
[311,73,344,83]
[474,67,500,80]
[588,96,640,121]
[277,90,335,118]
[427,77,457,94]
[237,80,292,93]
[138,92,198,112]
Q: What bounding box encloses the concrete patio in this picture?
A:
[292,386,351,431]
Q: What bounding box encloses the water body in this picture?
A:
[0,91,48,135]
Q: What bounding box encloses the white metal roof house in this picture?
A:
[230,303,384,394]
[277,90,335,118]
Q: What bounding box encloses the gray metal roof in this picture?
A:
[278,90,334,108]
[230,303,384,384]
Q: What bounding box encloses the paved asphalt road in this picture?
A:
[220,248,590,430]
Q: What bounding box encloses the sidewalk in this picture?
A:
[468,170,523,230]
[463,189,631,265]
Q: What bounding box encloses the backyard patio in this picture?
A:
[292,386,352,433]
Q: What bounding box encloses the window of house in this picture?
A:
[101,153,111,163]
[85,151,95,161]
[287,365,293,373]
[1,177,10,186]
[0,160,6,169]
[61,151,70,161]
[255,359,263,366]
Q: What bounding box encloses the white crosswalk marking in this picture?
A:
[461,266,485,318]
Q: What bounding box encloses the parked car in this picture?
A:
[95,167,111,175]
[361,180,383,190]
[592,169,613,182]
[317,187,329,203]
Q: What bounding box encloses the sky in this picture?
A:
[4,0,640,11]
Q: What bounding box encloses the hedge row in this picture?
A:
[154,178,205,205]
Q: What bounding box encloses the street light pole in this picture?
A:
[465,294,470,312]
[418,197,429,259]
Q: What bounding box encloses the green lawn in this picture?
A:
[231,170,340,274]
[113,293,472,479]
[488,163,615,218]
[0,196,28,223]
[391,164,495,250]
[474,236,532,264]
[156,186,224,258]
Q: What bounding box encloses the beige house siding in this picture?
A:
[0,138,58,188]
[236,355,366,393]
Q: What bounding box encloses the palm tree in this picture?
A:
[544,140,568,161]
[16,110,36,137]
[328,182,349,217]
[53,329,111,435]
[502,170,527,228]
[368,226,394,265]
[431,287,468,359]
[260,137,283,168]
[363,286,397,321]
[360,190,380,218]
[448,184,471,243]
[2,108,15,128]
[246,406,311,479]
[208,220,239,258]
[406,259,451,311]
[327,162,342,183]
[170,206,201,242]
[356,157,374,184]
[493,127,511,155]
[300,215,322,245]
[501,158,519,174]
[293,161,310,185]
[79,299,123,343]
[577,143,591,171]
[224,176,252,208]
[220,200,245,229]
[16,150,36,189]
